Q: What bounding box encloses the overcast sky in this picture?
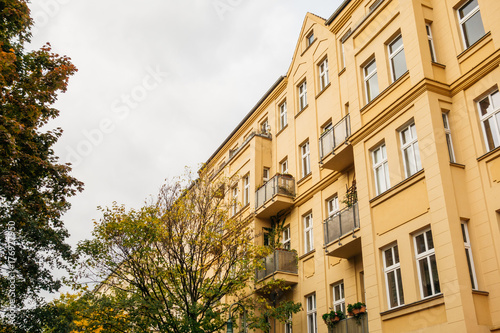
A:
[28,0,343,272]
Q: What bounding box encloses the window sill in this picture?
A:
[472,290,489,296]
[338,67,346,76]
[276,124,288,137]
[295,105,309,119]
[380,293,444,320]
[370,169,425,207]
[360,70,410,114]
[457,31,491,63]
[431,61,446,69]
[299,248,316,260]
[450,162,465,169]
[297,172,312,186]
[477,145,500,162]
[315,82,331,99]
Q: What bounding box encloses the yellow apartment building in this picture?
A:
[203,0,500,332]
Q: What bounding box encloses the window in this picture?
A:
[285,313,293,333]
[243,175,249,206]
[261,119,269,134]
[400,122,422,178]
[372,144,390,195]
[281,159,289,174]
[304,213,314,253]
[442,113,456,162]
[383,244,404,308]
[340,30,350,69]
[327,196,339,217]
[457,0,485,49]
[306,294,317,333]
[301,142,311,177]
[477,90,500,151]
[414,229,440,298]
[279,101,287,130]
[263,168,270,182]
[461,221,478,290]
[426,24,437,62]
[307,31,314,46]
[231,186,238,216]
[332,281,345,312]
[282,225,291,250]
[388,34,407,81]
[363,59,379,103]
[299,81,307,111]
[319,58,329,91]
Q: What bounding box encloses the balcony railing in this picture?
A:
[256,249,298,281]
[255,174,295,210]
[319,114,351,160]
[328,314,368,333]
[324,202,359,245]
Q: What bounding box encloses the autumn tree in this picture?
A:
[76,172,257,333]
[0,0,82,318]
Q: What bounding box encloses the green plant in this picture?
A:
[347,302,366,325]
[322,310,345,328]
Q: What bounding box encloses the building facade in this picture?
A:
[204,0,500,332]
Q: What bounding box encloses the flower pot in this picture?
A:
[359,305,366,313]
[348,311,354,317]
[352,308,360,315]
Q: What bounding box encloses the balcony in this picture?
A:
[324,202,361,258]
[328,315,368,333]
[255,249,298,286]
[319,114,354,172]
[255,174,295,219]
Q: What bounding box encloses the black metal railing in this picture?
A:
[323,202,359,245]
[255,174,295,210]
[256,249,298,280]
[319,114,351,160]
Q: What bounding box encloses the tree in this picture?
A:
[76,172,257,333]
[0,0,82,316]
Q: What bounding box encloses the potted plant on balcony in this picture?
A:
[322,310,345,329]
[347,302,366,324]
[341,180,357,208]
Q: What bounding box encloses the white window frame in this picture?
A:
[261,119,269,134]
[372,143,390,195]
[243,175,249,206]
[383,244,405,308]
[231,186,238,216]
[282,225,291,250]
[363,58,379,103]
[299,81,307,111]
[461,221,478,290]
[304,213,314,253]
[281,159,289,174]
[319,58,329,91]
[400,122,422,178]
[279,101,287,130]
[332,281,345,313]
[301,142,311,178]
[307,32,314,46]
[477,90,500,151]
[327,196,339,217]
[414,229,441,299]
[285,313,293,333]
[388,34,407,82]
[442,112,456,162]
[426,24,437,62]
[263,168,270,183]
[457,0,485,49]
[306,293,317,333]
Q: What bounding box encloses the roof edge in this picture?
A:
[325,0,352,26]
[202,76,285,170]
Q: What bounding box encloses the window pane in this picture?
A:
[385,248,394,267]
[426,230,434,249]
[415,234,426,254]
[430,254,440,293]
[459,0,478,19]
[463,11,485,47]
[479,96,491,116]
[387,271,398,308]
[376,167,385,193]
[461,223,467,243]
[483,117,500,150]
[389,35,403,54]
[392,49,407,80]
[396,268,404,305]
[465,249,476,289]
[394,245,400,263]
[419,258,432,297]
[365,60,376,75]
[367,74,379,101]
[491,91,500,110]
